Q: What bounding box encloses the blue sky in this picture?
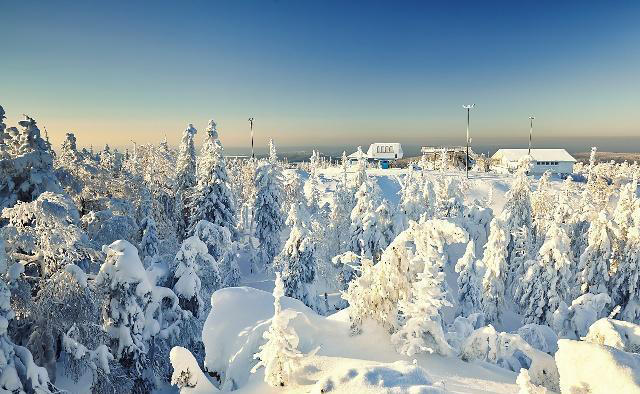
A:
[2,1,639,153]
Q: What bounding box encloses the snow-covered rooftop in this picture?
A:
[492,149,576,163]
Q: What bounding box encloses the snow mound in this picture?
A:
[516,324,558,354]
[460,325,559,391]
[556,339,640,393]
[584,318,640,353]
[170,346,219,393]
[312,360,445,394]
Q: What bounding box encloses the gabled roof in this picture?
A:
[492,149,576,163]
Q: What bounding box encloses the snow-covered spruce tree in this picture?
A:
[456,240,483,317]
[170,235,221,319]
[552,292,611,339]
[191,219,240,288]
[422,177,437,220]
[175,124,197,240]
[399,165,426,228]
[252,273,304,387]
[0,279,52,393]
[276,202,316,308]
[352,146,368,190]
[518,223,573,325]
[306,150,321,213]
[435,177,464,219]
[328,170,355,256]
[578,211,613,296]
[60,132,81,164]
[349,178,384,261]
[0,114,61,210]
[391,258,455,357]
[531,171,554,233]
[27,265,111,387]
[375,199,401,254]
[611,179,640,319]
[188,119,237,238]
[139,189,160,267]
[481,217,510,324]
[96,240,184,391]
[0,105,8,159]
[502,157,534,291]
[253,160,286,269]
[1,191,95,278]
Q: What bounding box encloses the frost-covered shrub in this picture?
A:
[552,292,611,340]
[82,209,139,249]
[460,325,559,391]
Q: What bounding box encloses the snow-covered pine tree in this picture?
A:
[399,165,426,228]
[171,235,221,319]
[60,132,81,163]
[435,177,464,219]
[276,202,316,308]
[269,138,278,164]
[518,223,573,325]
[578,211,613,295]
[139,189,160,267]
[612,181,640,321]
[456,240,483,317]
[531,171,554,234]
[375,199,401,255]
[188,119,237,238]
[96,240,183,390]
[0,279,52,393]
[481,217,510,324]
[391,258,455,357]
[175,124,197,239]
[328,170,354,256]
[253,159,286,269]
[501,157,534,290]
[251,273,304,387]
[0,114,61,210]
[349,178,384,261]
[353,146,368,190]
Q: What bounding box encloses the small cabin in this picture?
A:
[491,149,576,175]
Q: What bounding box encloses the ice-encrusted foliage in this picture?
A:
[482,217,510,324]
[456,240,483,317]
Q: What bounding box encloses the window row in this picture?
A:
[376,145,394,153]
[537,161,559,166]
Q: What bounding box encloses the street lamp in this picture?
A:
[463,104,475,178]
[248,117,255,159]
[528,116,535,155]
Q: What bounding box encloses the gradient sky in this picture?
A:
[2,1,640,153]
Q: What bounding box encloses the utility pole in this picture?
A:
[463,104,475,179]
[528,116,535,155]
[248,117,255,159]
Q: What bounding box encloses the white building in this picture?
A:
[491,148,576,175]
[366,143,403,160]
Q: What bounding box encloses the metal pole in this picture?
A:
[466,107,470,179]
[528,116,535,155]
[463,104,475,179]
[248,117,255,159]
